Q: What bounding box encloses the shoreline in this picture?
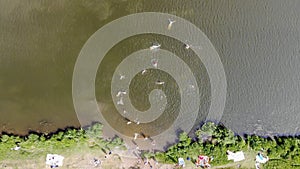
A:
[0,121,81,137]
[2,121,300,142]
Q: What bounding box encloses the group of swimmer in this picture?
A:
[115,18,197,148]
[149,18,200,52]
[116,72,159,145]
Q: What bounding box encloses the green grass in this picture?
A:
[144,122,300,168]
[1,122,300,169]
[0,123,126,161]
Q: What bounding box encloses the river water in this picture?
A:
[1,0,300,141]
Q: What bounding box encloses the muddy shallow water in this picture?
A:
[1,0,300,140]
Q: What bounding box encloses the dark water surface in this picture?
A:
[1,0,300,138]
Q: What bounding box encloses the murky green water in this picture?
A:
[1,0,300,138]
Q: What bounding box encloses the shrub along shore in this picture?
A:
[1,122,300,168]
[0,123,125,161]
[148,122,300,168]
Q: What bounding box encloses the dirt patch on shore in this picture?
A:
[0,147,258,169]
[0,149,174,169]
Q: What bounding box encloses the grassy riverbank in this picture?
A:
[1,122,300,168]
[147,122,300,169]
[0,123,128,168]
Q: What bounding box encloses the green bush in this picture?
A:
[153,122,300,167]
[1,122,300,168]
[0,123,125,161]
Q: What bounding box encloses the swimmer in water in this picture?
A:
[167,19,176,30]
[150,43,161,50]
[116,91,127,97]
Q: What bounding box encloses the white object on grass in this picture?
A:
[46,154,64,167]
[227,150,245,162]
[178,157,185,167]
